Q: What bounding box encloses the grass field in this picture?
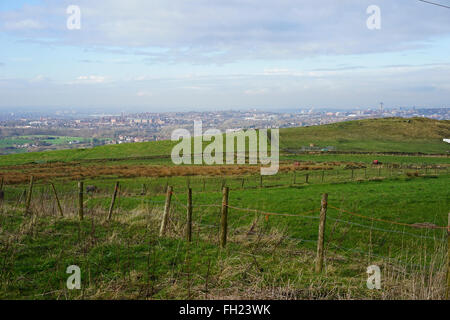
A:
[0,135,111,156]
[0,167,448,299]
[0,117,448,167]
[280,117,450,154]
[0,117,449,300]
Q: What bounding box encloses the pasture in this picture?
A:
[0,164,448,299]
[0,117,449,299]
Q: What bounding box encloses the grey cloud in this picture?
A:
[1,0,450,64]
[310,66,367,72]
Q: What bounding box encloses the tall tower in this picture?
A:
[380,102,384,113]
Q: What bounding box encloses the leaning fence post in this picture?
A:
[221,179,226,190]
[220,187,229,248]
[25,176,34,215]
[0,177,4,205]
[186,188,193,242]
[159,186,173,237]
[315,193,328,273]
[78,181,84,221]
[446,212,450,300]
[107,181,120,221]
[50,182,64,217]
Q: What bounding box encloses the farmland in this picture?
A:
[0,135,110,156]
[0,118,449,300]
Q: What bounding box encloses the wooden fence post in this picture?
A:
[220,187,229,248]
[221,179,226,190]
[446,212,450,300]
[321,171,325,183]
[78,181,84,221]
[315,193,328,273]
[186,188,193,242]
[25,176,34,215]
[241,178,245,189]
[305,173,309,184]
[50,182,64,217]
[107,181,120,220]
[159,186,173,237]
[203,178,206,192]
[0,177,4,205]
[260,175,263,188]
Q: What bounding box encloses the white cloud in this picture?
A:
[136,90,152,97]
[30,74,49,82]
[68,75,107,84]
[4,19,44,30]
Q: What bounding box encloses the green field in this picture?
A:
[280,117,450,154]
[0,117,448,167]
[0,135,111,156]
[0,117,449,300]
[0,167,448,299]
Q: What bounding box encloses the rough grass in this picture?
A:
[281,117,450,154]
[0,171,448,300]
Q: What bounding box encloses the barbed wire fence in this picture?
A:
[0,166,449,298]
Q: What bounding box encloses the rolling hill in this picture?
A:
[0,117,448,167]
[280,117,450,154]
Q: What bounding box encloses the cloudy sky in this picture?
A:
[0,0,449,112]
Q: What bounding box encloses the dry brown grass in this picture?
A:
[0,162,335,185]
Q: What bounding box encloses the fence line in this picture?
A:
[225,204,320,219]
[326,216,446,242]
[328,204,448,230]
[1,178,447,274]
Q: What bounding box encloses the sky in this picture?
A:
[0,0,449,112]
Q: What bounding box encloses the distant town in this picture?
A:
[0,107,448,155]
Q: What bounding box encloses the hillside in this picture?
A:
[0,117,448,167]
[280,117,450,154]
